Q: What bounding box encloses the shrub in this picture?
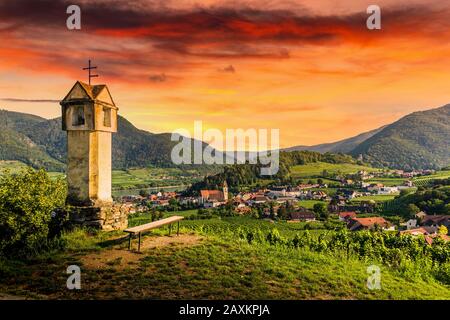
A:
[266,229,283,245]
[0,169,67,256]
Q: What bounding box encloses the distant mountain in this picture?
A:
[284,104,450,170]
[0,110,64,171]
[0,110,222,172]
[2,103,449,172]
[351,104,450,170]
[283,126,385,154]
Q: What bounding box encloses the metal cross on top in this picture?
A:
[82,59,99,85]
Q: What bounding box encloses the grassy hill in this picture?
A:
[351,104,450,170]
[284,126,385,154]
[0,111,65,171]
[0,161,209,192]
[0,110,222,173]
[1,214,449,299]
[3,103,449,172]
[290,162,379,178]
[285,104,450,170]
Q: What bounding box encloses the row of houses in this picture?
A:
[199,183,303,208]
[401,212,450,238]
[119,191,181,212]
[338,210,450,238]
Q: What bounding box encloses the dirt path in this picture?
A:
[0,292,26,300]
[81,234,203,271]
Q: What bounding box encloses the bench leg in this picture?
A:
[128,234,132,250]
[138,232,141,252]
[177,221,180,236]
[169,224,172,236]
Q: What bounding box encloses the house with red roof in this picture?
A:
[199,181,229,208]
[289,208,316,222]
[347,217,394,231]
[338,211,357,222]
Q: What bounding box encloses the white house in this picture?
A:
[377,186,399,195]
[405,219,417,230]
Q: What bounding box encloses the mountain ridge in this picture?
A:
[284,104,450,170]
[1,103,449,171]
[351,104,450,170]
[0,110,221,171]
[283,126,385,154]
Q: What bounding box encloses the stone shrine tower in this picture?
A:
[61,81,117,206]
[60,81,128,230]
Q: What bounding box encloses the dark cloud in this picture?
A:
[148,73,167,82]
[218,65,235,73]
[2,1,448,48]
[1,0,449,82]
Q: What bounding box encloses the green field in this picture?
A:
[290,162,379,178]
[366,177,406,186]
[1,212,449,300]
[413,171,450,187]
[0,161,208,191]
[0,161,28,173]
[297,200,324,209]
[111,167,206,190]
[132,213,335,238]
[368,171,450,188]
[351,195,397,202]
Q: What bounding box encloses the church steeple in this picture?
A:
[222,180,229,201]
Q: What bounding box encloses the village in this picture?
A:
[117,168,449,244]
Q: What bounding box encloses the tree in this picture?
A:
[405,203,421,218]
[0,169,67,255]
[168,198,179,211]
[150,208,163,221]
[445,203,450,215]
[277,207,288,220]
[438,225,448,235]
[139,189,150,197]
[313,202,329,220]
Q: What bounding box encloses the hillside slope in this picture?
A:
[284,126,384,153]
[0,110,64,171]
[351,104,450,170]
[0,110,221,171]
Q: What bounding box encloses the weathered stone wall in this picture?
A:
[66,130,113,206]
[67,130,91,205]
[89,131,113,205]
[66,203,130,231]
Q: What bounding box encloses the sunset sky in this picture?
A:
[1,0,450,150]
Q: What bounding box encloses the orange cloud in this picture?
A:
[0,1,450,148]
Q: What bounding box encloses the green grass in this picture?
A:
[413,171,450,187]
[296,178,338,185]
[112,167,203,190]
[128,210,199,227]
[129,213,331,238]
[0,162,210,191]
[0,161,28,174]
[290,162,379,178]
[351,195,397,202]
[297,200,324,209]
[366,178,406,186]
[1,219,449,300]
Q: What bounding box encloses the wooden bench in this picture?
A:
[124,215,184,252]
